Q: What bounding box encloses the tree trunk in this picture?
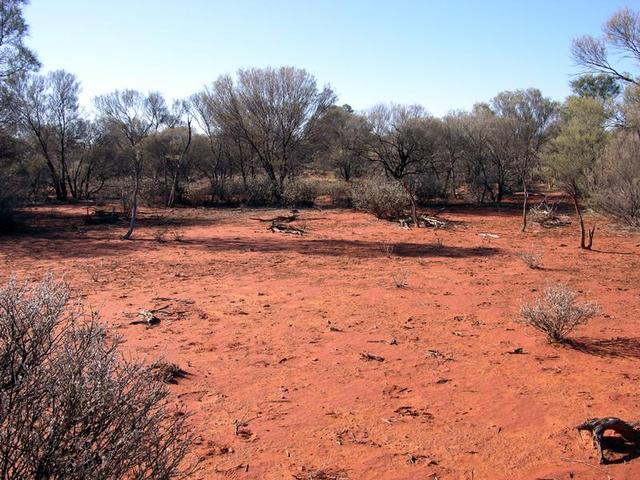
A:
[401,180,419,227]
[521,183,529,232]
[168,120,192,208]
[571,194,594,249]
[122,152,141,240]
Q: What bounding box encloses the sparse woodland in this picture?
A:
[1,4,640,247]
[4,1,640,478]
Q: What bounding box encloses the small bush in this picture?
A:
[352,177,408,219]
[0,277,195,479]
[154,227,169,243]
[245,176,278,206]
[320,180,353,208]
[518,250,543,269]
[170,228,184,242]
[519,285,599,343]
[283,179,318,207]
[392,271,409,288]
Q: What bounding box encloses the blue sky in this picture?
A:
[24,0,639,116]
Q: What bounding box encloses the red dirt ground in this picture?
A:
[2,203,640,480]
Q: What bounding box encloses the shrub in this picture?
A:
[245,176,277,206]
[518,250,543,269]
[324,180,353,208]
[352,177,408,219]
[0,277,195,479]
[519,285,599,342]
[392,270,409,288]
[592,133,640,228]
[283,179,319,207]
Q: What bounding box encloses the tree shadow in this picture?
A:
[589,249,638,256]
[566,337,640,359]
[1,234,500,261]
[188,237,500,259]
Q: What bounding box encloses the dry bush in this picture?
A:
[392,271,409,288]
[0,277,196,479]
[380,242,395,256]
[519,285,599,342]
[323,180,353,208]
[169,228,184,242]
[518,250,543,269]
[150,360,187,384]
[154,227,169,243]
[592,133,640,228]
[283,179,319,207]
[352,177,408,220]
[528,198,569,228]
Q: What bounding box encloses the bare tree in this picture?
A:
[189,90,239,197]
[316,104,369,182]
[166,101,192,208]
[207,67,335,202]
[362,104,436,226]
[8,70,81,201]
[572,7,640,87]
[95,90,167,239]
[490,89,558,231]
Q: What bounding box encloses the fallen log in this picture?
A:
[269,222,305,235]
[251,214,298,223]
[400,215,451,229]
[577,417,640,464]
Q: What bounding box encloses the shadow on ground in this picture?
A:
[567,337,640,359]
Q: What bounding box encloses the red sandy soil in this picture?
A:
[2,203,640,480]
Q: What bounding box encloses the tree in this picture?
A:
[362,104,436,226]
[570,73,621,101]
[0,0,39,82]
[490,89,558,230]
[572,7,640,87]
[316,105,368,182]
[95,90,167,239]
[207,67,335,202]
[542,96,607,249]
[189,90,240,198]
[437,113,466,199]
[8,70,82,201]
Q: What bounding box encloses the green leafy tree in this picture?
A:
[543,97,607,249]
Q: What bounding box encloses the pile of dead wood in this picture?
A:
[84,207,121,225]
[251,212,306,235]
[529,198,570,228]
[399,215,451,229]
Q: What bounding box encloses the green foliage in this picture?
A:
[570,74,621,101]
[542,96,607,197]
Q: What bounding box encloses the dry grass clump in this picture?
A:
[518,250,543,269]
[154,227,169,243]
[392,270,409,288]
[519,285,599,342]
[149,360,187,384]
[380,242,395,256]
